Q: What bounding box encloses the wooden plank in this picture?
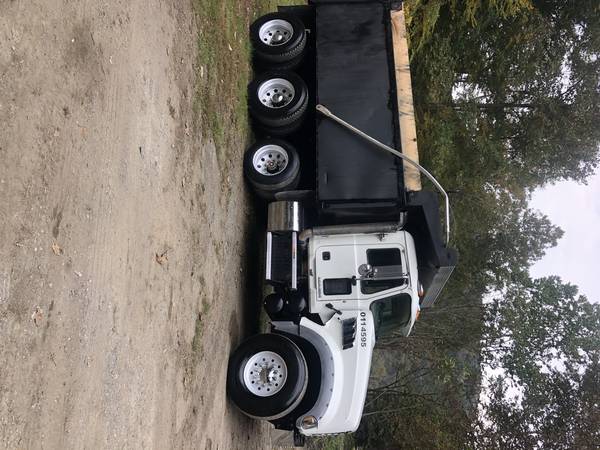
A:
[391,8,422,191]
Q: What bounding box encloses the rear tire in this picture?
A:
[227,334,308,420]
[250,13,307,66]
[248,71,309,133]
[255,118,305,137]
[243,139,301,199]
[254,50,306,72]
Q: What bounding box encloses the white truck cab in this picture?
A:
[308,230,420,331]
[227,200,451,444]
[271,229,422,436]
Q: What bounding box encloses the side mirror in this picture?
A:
[358,263,374,277]
[372,265,407,282]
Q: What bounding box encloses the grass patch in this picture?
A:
[191,297,211,356]
[191,312,204,355]
[192,0,298,169]
[308,433,355,450]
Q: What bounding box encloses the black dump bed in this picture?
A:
[404,191,459,307]
[280,0,458,306]
[314,0,404,224]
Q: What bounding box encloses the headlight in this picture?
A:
[301,415,318,429]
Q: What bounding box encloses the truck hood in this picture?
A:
[273,311,376,435]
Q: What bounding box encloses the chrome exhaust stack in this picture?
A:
[268,201,302,232]
[266,201,303,290]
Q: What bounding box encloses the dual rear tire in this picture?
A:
[243,139,301,199]
[245,12,310,199]
[248,11,309,137]
[248,71,309,137]
[250,12,307,69]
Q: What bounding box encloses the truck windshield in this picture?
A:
[370,293,412,338]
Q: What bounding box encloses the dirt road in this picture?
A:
[0,0,271,448]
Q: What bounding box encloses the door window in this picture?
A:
[370,293,412,338]
[323,278,353,295]
[361,248,406,294]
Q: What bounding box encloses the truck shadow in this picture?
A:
[237,191,269,341]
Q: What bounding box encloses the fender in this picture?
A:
[273,310,376,436]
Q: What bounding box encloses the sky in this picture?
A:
[529,170,600,303]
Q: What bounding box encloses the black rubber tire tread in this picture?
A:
[251,169,301,201]
[243,139,300,188]
[254,35,306,64]
[248,71,309,128]
[250,12,307,64]
[254,50,306,72]
[227,334,308,421]
[253,111,306,137]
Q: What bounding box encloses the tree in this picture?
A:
[474,277,600,449]
[473,360,600,449]
[455,190,563,291]
[452,0,600,186]
[408,0,600,187]
[484,277,600,380]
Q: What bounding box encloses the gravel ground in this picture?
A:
[0,0,273,448]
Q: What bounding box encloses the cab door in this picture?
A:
[314,242,360,301]
[314,241,407,303]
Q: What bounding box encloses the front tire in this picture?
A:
[227,334,308,420]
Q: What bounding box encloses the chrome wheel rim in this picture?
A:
[259,19,293,46]
[252,145,289,176]
[243,351,288,397]
[257,78,295,109]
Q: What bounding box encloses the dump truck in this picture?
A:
[226,1,458,445]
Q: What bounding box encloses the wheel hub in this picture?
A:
[257,78,295,109]
[243,350,288,397]
[271,93,285,106]
[252,144,289,176]
[265,159,279,173]
[258,19,293,47]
